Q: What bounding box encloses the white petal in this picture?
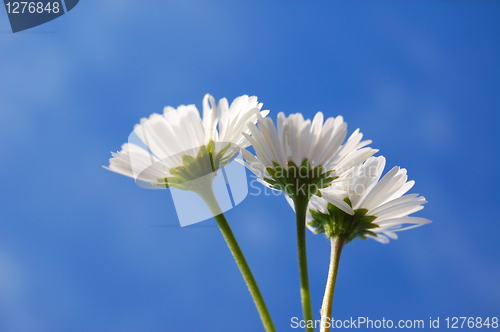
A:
[367,234,389,244]
[368,194,426,219]
[321,192,355,215]
[202,94,219,142]
[375,217,432,228]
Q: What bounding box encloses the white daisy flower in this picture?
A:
[240,112,377,201]
[104,94,269,191]
[240,111,377,327]
[104,95,278,330]
[307,156,431,244]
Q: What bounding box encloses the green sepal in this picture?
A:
[154,140,234,192]
[308,199,381,243]
[262,158,339,202]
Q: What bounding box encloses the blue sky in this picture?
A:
[1,1,499,331]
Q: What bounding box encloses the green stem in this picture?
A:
[197,185,276,332]
[294,194,315,332]
[320,236,345,332]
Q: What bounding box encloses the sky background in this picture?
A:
[1,1,499,331]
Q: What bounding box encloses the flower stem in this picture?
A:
[320,236,345,332]
[197,185,276,332]
[294,194,315,332]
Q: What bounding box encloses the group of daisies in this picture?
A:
[106,94,431,244]
[106,93,432,331]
